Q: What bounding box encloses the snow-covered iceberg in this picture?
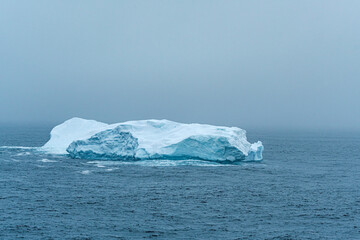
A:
[41,118,263,162]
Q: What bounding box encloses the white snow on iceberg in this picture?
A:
[41,117,263,162]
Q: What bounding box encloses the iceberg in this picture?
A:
[41,117,263,162]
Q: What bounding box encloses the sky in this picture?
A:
[0,0,359,130]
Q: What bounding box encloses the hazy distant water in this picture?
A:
[0,125,359,239]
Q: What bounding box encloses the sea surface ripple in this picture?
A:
[0,125,359,239]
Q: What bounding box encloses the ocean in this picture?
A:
[0,124,359,239]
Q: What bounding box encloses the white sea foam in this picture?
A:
[37,158,58,163]
[16,152,31,156]
[0,146,37,150]
[87,160,231,167]
[81,170,91,175]
[105,168,116,171]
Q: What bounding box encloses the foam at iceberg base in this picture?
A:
[41,118,264,162]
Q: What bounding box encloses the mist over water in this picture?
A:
[1,1,360,130]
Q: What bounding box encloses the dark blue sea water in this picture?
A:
[0,124,359,239]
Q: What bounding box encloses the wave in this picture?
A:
[86,160,234,167]
[37,158,58,163]
[0,146,257,167]
[0,146,37,150]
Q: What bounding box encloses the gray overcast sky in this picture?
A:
[0,0,359,130]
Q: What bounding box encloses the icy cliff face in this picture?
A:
[67,127,139,160]
[41,118,264,162]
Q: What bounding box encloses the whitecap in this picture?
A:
[37,158,58,163]
[0,146,36,150]
[81,170,91,175]
[87,160,230,167]
[16,152,31,156]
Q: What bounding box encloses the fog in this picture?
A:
[1,0,359,130]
